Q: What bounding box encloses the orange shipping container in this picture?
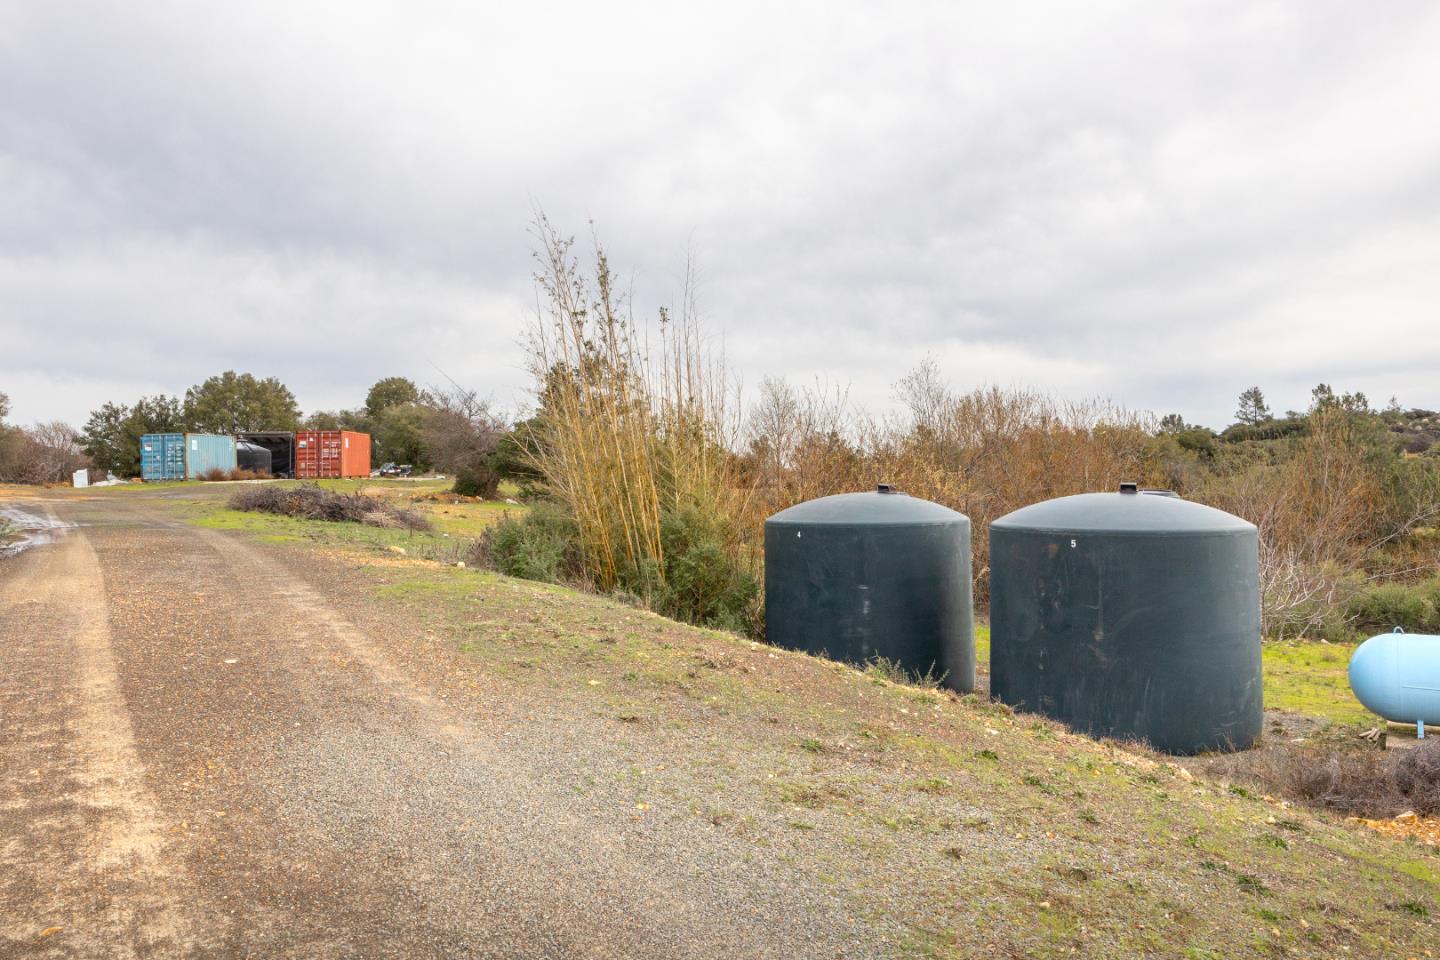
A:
[294,430,371,479]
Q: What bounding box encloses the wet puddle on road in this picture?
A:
[0,504,72,558]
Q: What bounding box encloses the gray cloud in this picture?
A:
[3,0,1439,428]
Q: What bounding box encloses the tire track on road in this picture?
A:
[0,511,205,958]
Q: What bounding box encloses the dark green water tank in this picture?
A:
[989,484,1261,754]
[764,485,974,692]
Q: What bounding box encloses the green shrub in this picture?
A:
[1219,417,1309,443]
[614,506,759,631]
[1174,428,1219,457]
[490,419,546,499]
[475,503,581,582]
[645,505,758,632]
[1345,581,1440,635]
[452,462,500,499]
[477,501,758,633]
[1315,612,1358,644]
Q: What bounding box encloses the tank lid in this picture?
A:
[767,489,967,526]
[992,490,1253,535]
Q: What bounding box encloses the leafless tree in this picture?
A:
[0,421,90,485]
[421,379,506,495]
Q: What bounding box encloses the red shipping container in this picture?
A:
[294,430,371,479]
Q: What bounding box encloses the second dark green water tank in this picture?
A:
[989,485,1262,754]
[765,486,974,692]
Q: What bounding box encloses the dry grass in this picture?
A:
[1215,739,1440,819]
[743,363,1160,603]
[201,467,272,482]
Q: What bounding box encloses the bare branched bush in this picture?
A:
[229,485,431,530]
[892,382,1158,602]
[422,382,506,498]
[1202,408,1440,637]
[1217,740,1440,818]
[742,376,857,507]
[0,420,90,485]
[743,360,1160,603]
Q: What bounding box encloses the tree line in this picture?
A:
[79,372,302,478]
[0,372,510,492]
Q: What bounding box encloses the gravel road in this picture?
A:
[0,495,879,959]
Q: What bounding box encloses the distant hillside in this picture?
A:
[1386,408,1440,455]
[1217,408,1440,456]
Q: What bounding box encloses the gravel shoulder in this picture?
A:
[1,486,1437,958]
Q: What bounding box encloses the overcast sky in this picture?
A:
[3,1,1438,430]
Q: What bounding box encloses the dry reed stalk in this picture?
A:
[522,215,753,597]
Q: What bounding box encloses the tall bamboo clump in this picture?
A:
[522,215,754,603]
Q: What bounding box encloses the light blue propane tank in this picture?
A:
[1348,628,1440,737]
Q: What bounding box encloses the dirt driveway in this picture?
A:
[0,494,876,959]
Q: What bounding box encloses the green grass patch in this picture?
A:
[372,573,491,601]
[191,502,473,563]
[421,501,521,537]
[1260,640,1375,724]
[307,477,452,494]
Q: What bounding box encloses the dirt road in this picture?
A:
[0,494,875,959]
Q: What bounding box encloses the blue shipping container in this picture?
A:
[183,434,237,479]
[139,433,237,481]
[140,433,187,481]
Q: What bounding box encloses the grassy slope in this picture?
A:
[167,492,1439,958]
